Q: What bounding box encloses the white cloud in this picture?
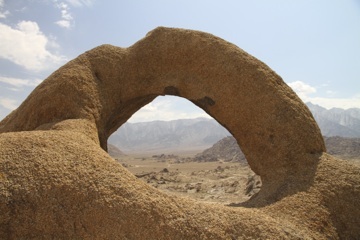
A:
[0,76,42,89]
[53,0,94,28]
[0,97,18,110]
[127,96,211,123]
[326,90,335,95]
[0,11,9,19]
[0,21,67,71]
[65,0,94,7]
[287,81,316,99]
[55,2,73,29]
[0,0,9,18]
[56,19,71,28]
[287,81,360,109]
[308,95,360,110]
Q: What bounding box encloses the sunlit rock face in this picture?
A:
[0,27,359,239]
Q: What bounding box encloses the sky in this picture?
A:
[0,0,359,123]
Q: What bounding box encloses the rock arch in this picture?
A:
[1,27,359,239]
[0,27,324,183]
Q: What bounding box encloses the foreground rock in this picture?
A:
[0,27,359,239]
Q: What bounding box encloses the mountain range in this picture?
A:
[307,103,360,138]
[193,136,360,163]
[108,117,230,154]
[108,103,360,154]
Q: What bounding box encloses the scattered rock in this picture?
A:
[160,168,169,173]
[245,174,262,196]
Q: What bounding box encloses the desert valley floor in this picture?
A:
[114,153,359,205]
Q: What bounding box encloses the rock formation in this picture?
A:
[0,27,359,239]
[194,136,247,163]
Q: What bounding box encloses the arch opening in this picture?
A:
[108,95,261,203]
[90,27,325,187]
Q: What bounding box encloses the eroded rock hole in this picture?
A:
[107,95,261,204]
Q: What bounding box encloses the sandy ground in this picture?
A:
[115,155,260,204]
[115,154,359,205]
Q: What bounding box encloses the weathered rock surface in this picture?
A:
[0,27,359,239]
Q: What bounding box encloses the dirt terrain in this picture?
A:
[114,136,360,205]
[116,154,261,204]
[116,152,359,205]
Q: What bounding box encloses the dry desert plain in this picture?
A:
[114,152,360,205]
[116,153,270,204]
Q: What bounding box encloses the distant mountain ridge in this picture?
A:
[195,136,360,163]
[108,118,230,154]
[306,103,360,138]
[108,104,360,154]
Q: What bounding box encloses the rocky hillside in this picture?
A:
[194,136,360,163]
[324,136,360,159]
[194,136,246,163]
[107,144,126,158]
[108,118,230,154]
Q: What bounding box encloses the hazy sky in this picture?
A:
[0,0,359,122]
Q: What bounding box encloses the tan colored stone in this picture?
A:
[0,27,359,239]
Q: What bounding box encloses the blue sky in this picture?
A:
[0,0,359,122]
